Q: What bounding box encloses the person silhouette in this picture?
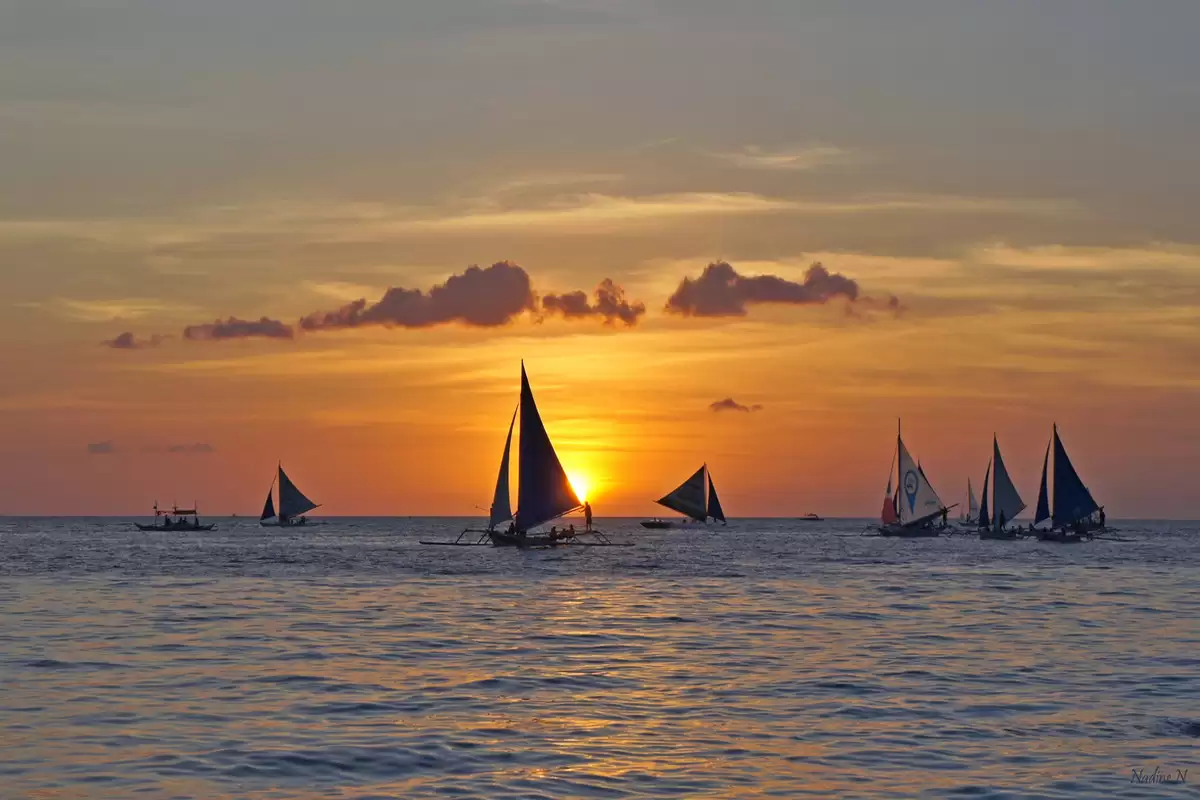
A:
[584,501,593,531]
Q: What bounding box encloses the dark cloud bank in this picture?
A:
[184,316,294,341]
[666,261,897,317]
[542,278,646,326]
[103,332,164,349]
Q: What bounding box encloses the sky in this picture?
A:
[1,0,1198,517]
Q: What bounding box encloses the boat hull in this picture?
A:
[260,519,321,528]
[878,523,940,538]
[489,529,577,548]
[640,520,675,529]
[135,523,215,532]
[1036,529,1089,544]
[979,528,1021,540]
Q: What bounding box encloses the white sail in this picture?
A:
[897,436,944,525]
[990,436,1025,528]
[967,479,979,518]
[489,406,517,529]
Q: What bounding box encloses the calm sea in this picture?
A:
[1,517,1197,799]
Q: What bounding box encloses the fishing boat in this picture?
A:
[639,465,726,529]
[978,435,1025,540]
[1031,424,1104,543]
[421,363,621,548]
[259,464,322,527]
[877,421,954,536]
[955,478,980,528]
[135,503,215,531]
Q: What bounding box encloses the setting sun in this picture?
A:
[567,472,591,503]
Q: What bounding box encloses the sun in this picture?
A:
[567,472,590,503]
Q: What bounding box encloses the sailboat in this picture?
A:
[977,435,1025,539]
[259,464,321,527]
[955,478,980,528]
[421,363,619,548]
[878,421,954,536]
[1032,424,1104,543]
[640,465,726,529]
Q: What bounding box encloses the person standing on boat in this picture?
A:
[584,501,593,531]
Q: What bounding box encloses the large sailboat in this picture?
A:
[422,363,617,548]
[1032,424,1104,543]
[640,465,726,529]
[878,421,954,536]
[260,464,321,527]
[977,435,1025,539]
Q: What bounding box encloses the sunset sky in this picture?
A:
[2,1,1198,517]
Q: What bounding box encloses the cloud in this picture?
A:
[712,144,850,171]
[299,261,536,331]
[183,316,294,341]
[103,331,164,349]
[166,442,215,454]
[87,441,117,455]
[666,261,867,317]
[710,398,763,413]
[542,279,646,326]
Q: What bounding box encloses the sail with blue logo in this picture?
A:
[1050,425,1098,527]
[896,433,945,526]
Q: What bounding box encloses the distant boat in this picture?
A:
[640,464,726,529]
[259,464,322,527]
[877,420,953,536]
[978,435,1025,539]
[422,363,620,548]
[798,513,823,522]
[1032,424,1104,543]
[956,478,980,528]
[136,502,215,532]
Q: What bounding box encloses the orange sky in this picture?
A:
[1,3,1198,517]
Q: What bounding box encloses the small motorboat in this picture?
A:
[135,503,215,531]
[798,513,823,522]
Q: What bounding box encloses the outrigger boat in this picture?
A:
[877,421,954,537]
[640,465,726,529]
[1030,424,1105,543]
[978,435,1025,540]
[259,464,322,527]
[136,503,215,531]
[420,363,625,549]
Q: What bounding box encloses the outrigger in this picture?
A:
[136,503,215,531]
[876,420,955,537]
[420,363,628,549]
[1030,424,1110,543]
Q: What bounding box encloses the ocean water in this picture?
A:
[1,517,1197,799]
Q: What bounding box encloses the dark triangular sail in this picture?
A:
[656,466,708,522]
[1050,425,1098,527]
[278,465,319,519]
[514,364,581,532]
[489,405,517,529]
[260,490,276,521]
[978,461,991,529]
[991,436,1025,530]
[706,469,726,523]
[1034,442,1051,525]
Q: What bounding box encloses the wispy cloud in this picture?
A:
[87,441,117,455]
[542,279,646,326]
[55,298,182,323]
[712,144,851,171]
[166,442,215,454]
[710,398,763,413]
[183,317,294,341]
